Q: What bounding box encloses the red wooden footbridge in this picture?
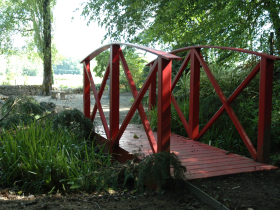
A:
[81,43,279,179]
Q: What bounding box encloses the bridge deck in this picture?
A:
[96,124,278,179]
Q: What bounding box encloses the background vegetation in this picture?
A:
[132,55,280,158]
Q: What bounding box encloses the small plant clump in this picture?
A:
[75,152,187,193]
[136,152,186,192]
[0,96,46,129]
[52,108,94,141]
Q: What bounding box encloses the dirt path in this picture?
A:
[0,188,214,210]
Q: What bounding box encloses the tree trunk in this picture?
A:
[267,1,280,56]
[42,0,52,95]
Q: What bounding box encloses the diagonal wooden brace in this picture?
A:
[119,50,157,153]
[111,60,159,148]
[196,62,261,140]
[91,63,110,122]
[194,50,258,160]
[83,62,110,139]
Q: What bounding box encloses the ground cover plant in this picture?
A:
[0,96,187,196]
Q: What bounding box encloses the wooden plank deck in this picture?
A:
[96,124,278,180]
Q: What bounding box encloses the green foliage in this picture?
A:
[271,83,280,147]
[22,67,38,76]
[87,152,187,193]
[271,154,280,167]
[0,95,188,193]
[0,0,58,95]
[53,57,81,75]
[92,50,110,78]
[3,71,15,85]
[0,96,46,129]
[136,152,186,192]
[80,0,280,58]
[54,69,80,75]
[52,109,94,141]
[0,120,111,191]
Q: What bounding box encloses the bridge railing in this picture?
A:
[82,44,280,164]
[81,43,181,154]
[148,46,280,164]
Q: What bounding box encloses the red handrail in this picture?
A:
[82,43,181,154]
[81,43,182,63]
[170,46,280,60]
[82,43,280,164]
[164,46,280,163]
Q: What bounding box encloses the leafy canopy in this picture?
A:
[0,0,58,59]
[81,0,280,55]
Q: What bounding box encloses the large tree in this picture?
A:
[0,0,56,95]
[81,0,280,55]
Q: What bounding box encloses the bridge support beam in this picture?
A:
[257,57,274,164]
[110,45,120,143]
[157,58,172,153]
[83,60,90,119]
[189,49,201,139]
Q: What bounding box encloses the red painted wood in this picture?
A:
[189,167,276,179]
[182,157,248,166]
[119,49,157,153]
[171,94,191,137]
[196,62,261,139]
[83,60,90,118]
[187,161,266,171]
[170,45,280,60]
[194,50,258,160]
[149,62,157,112]
[91,63,110,122]
[113,124,277,180]
[112,61,159,146]
[81,43,182,63]
[171,51,191,90]
[110,45,120,142]
[157,58,172,152]
[187,165,277,179]
[179,156,245,164]
[84,44,280,179]
[83,62,110,138]
[189,49,200,139]
[257,58,274,163]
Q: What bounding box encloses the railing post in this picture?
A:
[157,58,172,153]
[149,62,157,112]
[83,60,90,118]
[110,45,120,144]
[257,57,274,164]
[189,48,201,139]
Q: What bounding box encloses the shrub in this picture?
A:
[52,109,94,141]
[0,96,46,129]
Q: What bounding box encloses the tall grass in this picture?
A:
[0,120,111,192]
